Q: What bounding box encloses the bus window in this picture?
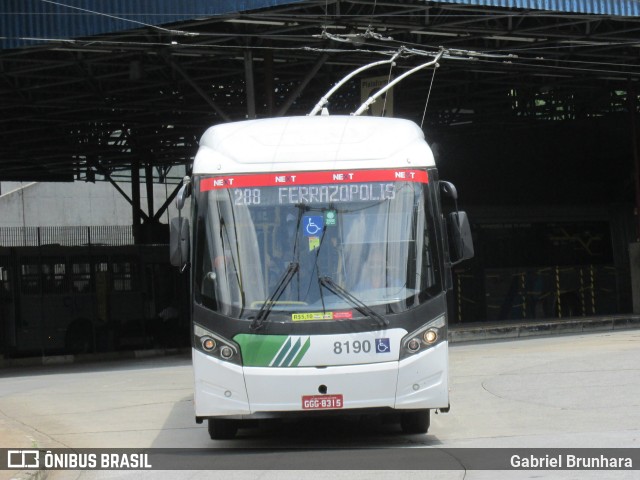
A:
[0,264,9,294]
[41,257,68,294]
[95,259,109,275]
[95,258,109,324]
[20,259,40,294]
[112,257,137,292]
[72,259,91,293]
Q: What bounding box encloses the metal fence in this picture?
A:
[0,226,134,247]
[453,264,620,323]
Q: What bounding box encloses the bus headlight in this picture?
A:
[220,346,234,359]
[424,329,438,344]
[407,338,421,352]
[201,337,216,351]
[400,315,446,360]
[193,323,241,365]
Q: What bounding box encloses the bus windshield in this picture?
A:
[193,169,441,322]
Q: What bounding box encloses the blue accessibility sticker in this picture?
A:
[303,216,324,237]
[375,338,391,353]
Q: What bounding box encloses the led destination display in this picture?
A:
[200,168,428,206]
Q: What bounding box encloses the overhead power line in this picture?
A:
[38,0,198,37]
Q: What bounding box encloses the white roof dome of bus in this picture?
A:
[193,116,435,175]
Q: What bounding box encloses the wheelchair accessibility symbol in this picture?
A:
[375,338,391,353]
[303,216,324,237]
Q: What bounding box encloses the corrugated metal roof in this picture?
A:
[436,0,640,16]
[0,0,305,50]
[2,0,639,51]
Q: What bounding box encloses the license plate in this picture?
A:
[301,394,344,410]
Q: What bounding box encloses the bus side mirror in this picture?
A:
[170,217,190,268]
[447,211,474,265]
[176,178,191,211]
[440,181,458,201]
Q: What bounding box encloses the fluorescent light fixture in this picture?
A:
[232,56,286,62]
[410,30,465,37]
[468,69,508,75]
[559,40,608,46]
[53,48,106,53]
[485,35,538,43]
[225,19,287,26]
[532,73,573,78]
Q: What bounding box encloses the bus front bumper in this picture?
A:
[193,341,449,419]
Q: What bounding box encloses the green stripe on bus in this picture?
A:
[281,337,302,367]
[233,334,288,367]
[233,334,312,367]
[271,337,292,367]
[290,337,311,367]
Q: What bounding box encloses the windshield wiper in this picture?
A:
[250,204,307,332]
[318,276,389,328]
[250,262,300,332]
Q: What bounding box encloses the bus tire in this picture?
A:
[208,418,238,440]
[400,409,430,434]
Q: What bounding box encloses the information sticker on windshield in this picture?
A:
[292,311,353,321]
[308,236,320,251]
[302,394,343,410]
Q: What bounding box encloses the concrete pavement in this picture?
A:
[449,314,640,342]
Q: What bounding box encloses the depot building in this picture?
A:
[1,0,639,358]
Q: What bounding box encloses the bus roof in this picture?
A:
[193,116,435,175]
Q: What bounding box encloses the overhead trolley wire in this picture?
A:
[38,0,198,37]
[3,18,640,78]
[471,56,640,77]
[6,10,620,20]
[3,32,639,78]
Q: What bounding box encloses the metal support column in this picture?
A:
[131,161,141,245]
[153,181,184,222]
[95,165,149,222]
[629,85,640,241]
[264,47,274,117]
[244,50,256,119]
[145,163,155,222]
[628,85,640,314]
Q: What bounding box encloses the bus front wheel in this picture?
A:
[208,418,238,440]
[400,409,430,434]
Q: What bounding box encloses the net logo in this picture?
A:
[7,450,40,469]
[274,175,297,183]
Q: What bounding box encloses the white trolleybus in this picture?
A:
[171,114,473,439]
